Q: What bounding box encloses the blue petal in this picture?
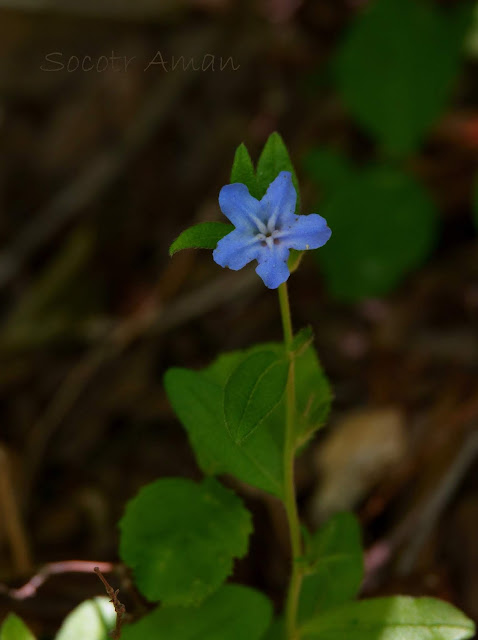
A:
[219,184,265,233]
[280,213,331,250]
[255,243,290,289]
[261,171,297,230]
[213,229,261,270]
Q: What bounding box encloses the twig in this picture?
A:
[364,427,478,587]
[397,428,478,575]
[94,567,126,640]
[0,560,114,599]
[0,445,33,575]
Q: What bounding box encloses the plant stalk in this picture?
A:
[278,282,303,640]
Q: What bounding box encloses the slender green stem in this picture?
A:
[278,282,303,640]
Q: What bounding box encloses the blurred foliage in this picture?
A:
[335,0,471,158]
[307,160,438,301]
[305,0,474,301]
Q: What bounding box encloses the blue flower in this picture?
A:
[213,171,331,289]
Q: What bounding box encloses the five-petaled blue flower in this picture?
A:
[213,171,332,289]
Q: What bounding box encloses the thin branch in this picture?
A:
[397,428,478,575]
[94,567,126,640]
[0,560,114,599]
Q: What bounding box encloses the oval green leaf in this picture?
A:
[164,348,286,498]
[119,477,252,605]
[317,166,438,301]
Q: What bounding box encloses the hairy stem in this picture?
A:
[278,282,303,639]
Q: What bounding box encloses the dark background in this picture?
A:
[0,0,477,637]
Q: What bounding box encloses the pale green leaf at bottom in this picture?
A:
[55,597,116,640]
[302,597,475,640]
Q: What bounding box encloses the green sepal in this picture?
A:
[230,143,259,198]
[256,132,301,210]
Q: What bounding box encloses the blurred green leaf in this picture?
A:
[0,614,35,640]
[316,166,438,301]
[121,584,272,640]
[230,143,259,197]
[304,149,354,197]
[164,351,285,498]
[55,598,115,640]
[465,2,478,58]
[119,477,251,605]
[224,350,289,443]
[256,132,301,209]
[169,222,233,256]
[301,597,476,640]
[335,0,471,157]
[299,513,363,622]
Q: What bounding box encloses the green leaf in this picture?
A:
[230,143,259,198]
[335,0,471,157]
[169,222,233,256]
[304,149,354,197]
[164,348,286,498]
[55,598,116,640]
[301,596,476,640]
[256,132,301,209]
[165,341,331,496]
[0,615,35,640]
[224,350,289,443]
[317,166,438,301]
[299,513,363,622]
[263,618,285,640]
[121,584,272,640]
[119,477,252,605]
[294,343,332,445]
[291,327,314,356]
